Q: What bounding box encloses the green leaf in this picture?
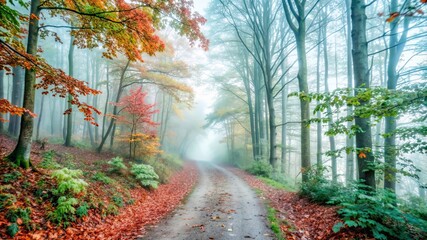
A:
[345,220,358,227]
[6,223,19,237]
[332,222,344,233]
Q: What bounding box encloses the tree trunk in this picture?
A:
[296,31,311,182]
[109,123,116,149]
[282,0,311,182]
[316,21,322,168]
[322,7,337,182]
[102,64,110,139]
[280,63,288,174]
[351,0,376,189]
[97,60,130,153]
[345,0,355,183]
[36,94,45,140]
[8,0,41,169]
[384,0,410,191]
[9,67,24,137]
[64,35,75,147]
[93,58,99,143]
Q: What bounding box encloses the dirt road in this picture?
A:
[141,162,274,240]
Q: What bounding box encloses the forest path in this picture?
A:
[141,162,274,240]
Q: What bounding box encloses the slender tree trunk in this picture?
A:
[239,47,257,160]
[160,95,172,147]
[97,60,130,153]
[93,58,99,143]
[260,0,277,169]
[351,0,376,189]
[9,67,24,137]
[282,0,311,182]
[87,121,95,146]
[384,0,410,191]
[280,63,288,174]
[296,31,311,182]
[8,0,41,168]
[254,66,264,159]
[49,99,55,135]
[316,22,322,168]
[64,35,75,147]
[36,94,45,140]
[109,123,116,149]
[102,64,110,139]
[322,8,337,182]
[345,0,355,183]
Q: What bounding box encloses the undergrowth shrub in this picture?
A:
[146,154,183,183]
[0,193,16,210]
[51,168,88,195]
[400,195,427,221]
[162,154,183,170]
[76,202,89,218]
[40,150,60,169]
[91,172,113,184]
[299,165,343,204]
[112,195,124,207]
[246,161,273,177]
[130,164,159,189]
[5,207,32,236]
[106,203,119,216]
[332,185,427,240]
[108,157,127,173]
[2,171,22,183]
[49,196,78,227]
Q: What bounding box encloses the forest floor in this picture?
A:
[0,135,198,239]
[0,134,369,240]
[141,162,274,240]
[231,168,370,240]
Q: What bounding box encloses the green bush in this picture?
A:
[108,157,128,173]
[6,223,19,237]
[246,161,273,177]
[49,196,78,227]
[51,168,88,196]
[76,202,89,218]
[112,195,124,207]
[106,203,119,216]
[332,185,427,240]
[91,172,113,184]
[400,195,427,221]
[0,193,16,210]
[6,207,32,233]
[299,166,343,204]
[146,154,183,183]
[148,160,172,184]
[40,150,60,169]
[130,164,159,189]
[2,171,22,183]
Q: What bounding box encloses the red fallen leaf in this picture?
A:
[16,218,23,225]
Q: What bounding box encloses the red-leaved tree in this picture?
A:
[116,87,159,159]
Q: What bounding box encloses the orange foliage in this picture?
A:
[1,0,208,125]
[358,152,367,159]
[386,12,400,22]
[0,43,101,125]
[0,99,36,122]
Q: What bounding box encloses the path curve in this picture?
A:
[141,162,274,240]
